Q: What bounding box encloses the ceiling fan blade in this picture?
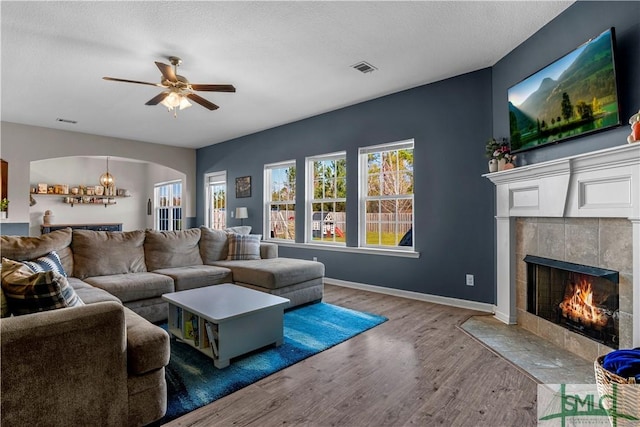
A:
[103,77,164,87]
[186,93,219,110]
[190,84,236,93]
[155,61,177,83]
[145,92,169,106]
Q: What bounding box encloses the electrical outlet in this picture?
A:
[466,274,474,286]
[230,211,234,218]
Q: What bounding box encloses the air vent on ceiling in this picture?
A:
[56,118,77,124]
[351,61,377,74]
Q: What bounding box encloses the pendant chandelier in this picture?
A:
[99,157,115,188]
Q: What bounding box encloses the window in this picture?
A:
[359,140,414,249]
[155,180,182,231]
[264,161,296,240]
[307,152,346,244]
[205,171,226,230]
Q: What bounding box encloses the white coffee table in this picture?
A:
[162,284,290,368]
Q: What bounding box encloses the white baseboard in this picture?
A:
[324,277,495,314]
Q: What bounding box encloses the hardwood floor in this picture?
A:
[163,284,538,427]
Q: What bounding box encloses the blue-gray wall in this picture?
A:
[198,68,496,304]
[493,1,640,165]
[197,1,640,305]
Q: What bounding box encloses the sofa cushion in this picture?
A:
[152,265,232,291]
[226,234,262,261]
[84,272,174,303]
[1,258,84,315]
[22,251,67,277]
[211,258,325,289]
[199,227,230,263]
[68,277,122,305]
[145,229,203,271]
[0,228,74,276]
[72,230,147,279]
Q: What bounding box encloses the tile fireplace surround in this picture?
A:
[485,143,640,357]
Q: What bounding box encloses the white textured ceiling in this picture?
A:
[1,1,574,149]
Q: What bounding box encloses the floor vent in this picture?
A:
[351,61,377,74]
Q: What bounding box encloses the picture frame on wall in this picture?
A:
[235,176,251,198]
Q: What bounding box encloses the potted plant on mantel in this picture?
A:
[0,198,9,220]
[486,138,515,172]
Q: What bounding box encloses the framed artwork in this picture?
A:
[235,176,251,198]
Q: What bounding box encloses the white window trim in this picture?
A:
[305,151,346,246]
[264,160,296,242]
[358,138,415,252]
[154,179,183,231]
[204,171,227,229]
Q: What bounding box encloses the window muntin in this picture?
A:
[155,180,182,231]
[265,161,296,241]
[307,152,346,244]
[360,140,414,249]
[205,172,226,230]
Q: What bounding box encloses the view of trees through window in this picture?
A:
[363,142,414,248]
[266,162,296,240]
[310,154,346,244]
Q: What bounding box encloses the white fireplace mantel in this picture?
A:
[484,143,640,347]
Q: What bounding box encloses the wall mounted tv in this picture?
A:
[508,27,620,153]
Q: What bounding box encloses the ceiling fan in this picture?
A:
[103,56,235,115]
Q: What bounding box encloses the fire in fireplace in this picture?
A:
[525,255,619,348]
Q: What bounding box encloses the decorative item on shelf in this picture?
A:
[628,109,640,144]
[486,138,516,172]
[235,207,248,226]
[95,185,104,196]
[43,210,54,225]
[0,198,9,220]
[37,183,47,194]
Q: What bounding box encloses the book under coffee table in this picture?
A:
[162,283,290,368]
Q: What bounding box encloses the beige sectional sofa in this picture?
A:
[0,227,324,426]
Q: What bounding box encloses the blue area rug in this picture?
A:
[160,302,387,423]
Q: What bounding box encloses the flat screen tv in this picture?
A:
[508,28,620,153]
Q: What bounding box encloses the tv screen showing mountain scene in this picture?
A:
[508,28,620,153]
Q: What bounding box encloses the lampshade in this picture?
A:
[235,207,248,219]
[99,157,115,188]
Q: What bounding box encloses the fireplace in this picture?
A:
[485,143,640,355]
[525,255,620,349]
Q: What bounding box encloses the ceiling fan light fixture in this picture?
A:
[178,96,192,110]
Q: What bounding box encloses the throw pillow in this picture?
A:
[226,234,262,261]
[225,226,252,235]
[22,250,67,277]
[1,258,84,316]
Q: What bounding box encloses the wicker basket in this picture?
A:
[594,355,640,427]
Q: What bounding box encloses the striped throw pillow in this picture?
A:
[226,234,262,261]
[1,258,84,316]
[22,251,67,277]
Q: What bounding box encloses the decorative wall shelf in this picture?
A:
[32,192,130,207]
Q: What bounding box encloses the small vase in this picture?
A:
[488,159,498,173]
[498,158,507,171]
